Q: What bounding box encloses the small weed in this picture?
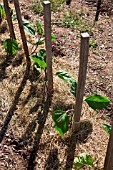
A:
[80,24,90,33]
[31,0,65,14]
[89,39,97,48]
[62,10,81,28]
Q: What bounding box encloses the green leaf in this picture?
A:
[12,14,17,21]
[102,124,111,136]
[56,70,75,84]
[52,110,70,136]
[36,20,44,35]
[4,39,18,55]
[30,56,46,69]
[74,153,94,169]
[70,81,77,97]
[22,19,35,36]
[85,94,110,110]
[0,4,6,18]
[51,34,57,40]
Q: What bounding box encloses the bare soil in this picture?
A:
[0,0,113,170]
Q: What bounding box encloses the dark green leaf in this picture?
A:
[85,94,110,110]
[36,20,44,35]
[22,19,35,36]
[52,110,70,136]
[102,124,111,136]
[30,56,46,69]
[51,34,57,40]
[70,81,77,97]
[74,153,94,169]
[56,70,75,84]
[4,39,18,55]
[12,14,17,21]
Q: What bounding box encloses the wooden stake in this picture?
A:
[72,33,89,132]
[103,122,113,170]
[13,0,30,65]
[43,1,53,96]
[3,0,16,39]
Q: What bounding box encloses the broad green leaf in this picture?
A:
[30,56,46,69]
[51,34,57,40]
[4,39,18,55]
[36,40,44,45]
[74,153,94,169]
[70,81,77,97]
[52,110,70,136]
[36,49,46,62]
[56,70,75,84]
[36,20,44,35]
[22,19,35,36]
[85,94,110,110]
[102,124,111,136]
[0,4,6,18]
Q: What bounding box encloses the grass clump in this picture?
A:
[31,0,65,14]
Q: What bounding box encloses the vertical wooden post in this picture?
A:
[72,33,89,132]
[43,1,53,96]
[103,122,113,170]
[3,0,16,39]
[13,0,30,65]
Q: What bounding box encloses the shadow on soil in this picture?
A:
[0,53,24,80]
[27,95,52,170]
[44,148,59,170]
[64,120,93,169]
[0,62,30,143]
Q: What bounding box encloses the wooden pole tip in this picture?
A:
[43,1,50,5]
[81,32,90,38]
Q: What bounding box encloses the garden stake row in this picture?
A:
[72,32,89,132]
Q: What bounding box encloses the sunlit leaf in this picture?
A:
[56,70,75,84]
[74,153,94,169]
[30,56,46,69]
[102,124,111,136]
[52,110,70,136]
[36,20,44,35]
[85,94,110,110]
[51,34,57,40]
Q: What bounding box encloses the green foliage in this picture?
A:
[70,81,77,97]
[0,4,6,19]
[51,34,57,40]
[85,94,110,110]
[63,10,81,28]
[52,110,70,136]
[31,0,65,14]
[102,124,111,136]
[56,70,75,84]
[36,20,44,36]
[22,19,35,36]
[80,25,90,33]
[74,153,94,169]
[4,39,18,55]
[30,49,46,71]
[89,39,97,48]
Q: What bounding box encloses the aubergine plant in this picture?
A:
[52,70,110,136]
